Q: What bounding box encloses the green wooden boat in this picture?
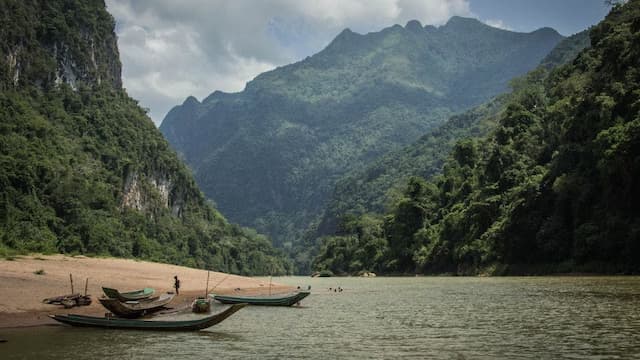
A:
[102,287,155,301]
[49,303,246,331]
[212,291,310,306]
[98,293,175,318]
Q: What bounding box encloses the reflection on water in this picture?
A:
[1,277,639,359]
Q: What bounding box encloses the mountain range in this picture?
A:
[160,17,564,258]
[314,1,640,275]
[4,0,635,276]
[316,30,591,240]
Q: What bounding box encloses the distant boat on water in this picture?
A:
[311,270,333,277]
[212,291,310,306]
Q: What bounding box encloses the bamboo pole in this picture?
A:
[204,271,210,297]
[269,264,274,296]
[69,273,74,294]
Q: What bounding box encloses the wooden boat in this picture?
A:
[49,303,247,331]
[212,291,310,306]
[102,287,155,301]
[98,293,175,318]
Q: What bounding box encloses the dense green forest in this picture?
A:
[311,31,591,264]
[161,17,563,264]
[0,0,290,275]
[313,1,640,275]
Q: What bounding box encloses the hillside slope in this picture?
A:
[317,30,591,240]
[160,17,563,248]
[314,1,639,275]
[0,0,289,275]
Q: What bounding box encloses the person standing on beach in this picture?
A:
[174,275,180,295]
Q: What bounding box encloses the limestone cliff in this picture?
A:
[0,0,121,89]
[0,0,290,274]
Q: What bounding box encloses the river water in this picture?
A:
[1,276,639,359]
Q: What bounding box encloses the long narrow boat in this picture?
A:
[102,287,155,301]
[98,293,175,318]
[49,303,246,331]
[212,291,310,306]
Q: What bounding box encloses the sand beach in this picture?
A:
[0,254,293,328]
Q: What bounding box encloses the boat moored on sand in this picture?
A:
[49,303,247,331]
[98,293,175,318]
[102,287,156,301]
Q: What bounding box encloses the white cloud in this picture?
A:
[395,0,471,25]
[483,19,512,30]
[106,0,472,125]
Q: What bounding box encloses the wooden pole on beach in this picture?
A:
[84,278,89,296]
[69,273,74,294]
[269,264,275,296]
[204,271,210,297]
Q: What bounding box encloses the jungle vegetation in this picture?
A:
[0,0,291,275]
[313,1,640,275]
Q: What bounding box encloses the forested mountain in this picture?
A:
[0,0,290,275]
[316,30,591,243]
[161,17,563,252]
[314,1,640,275]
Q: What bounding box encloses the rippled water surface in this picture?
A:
[1,276,640,359]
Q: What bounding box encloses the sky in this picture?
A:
[104,0,611,125]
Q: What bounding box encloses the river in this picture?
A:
[1,276,639,359]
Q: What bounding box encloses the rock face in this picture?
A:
[160,17,564,249]
[121,170,186,217]
[0,0,122,89]
[0,0,289,274]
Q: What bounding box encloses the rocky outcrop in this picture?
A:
[122,170,184,217]
[5,47,21,86]
[0,0,122,89]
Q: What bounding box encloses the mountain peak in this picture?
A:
[203,90,227,104]
[336,28,355,39]
[405,20,423,33]
[444,16,487,29]
[323,27,363,53]
[532,26,562,37]
[183,95,200,106]
[329,28,357,45]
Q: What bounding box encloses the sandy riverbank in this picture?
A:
[0,254,294,328]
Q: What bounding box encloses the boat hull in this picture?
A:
[213,291,310,306]
[98,293,175,318]
[50,304,246,331]
[102,287,155,301]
